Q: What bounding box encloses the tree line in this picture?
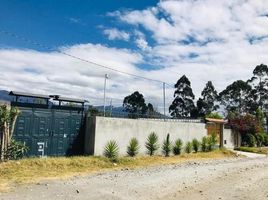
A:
[123,63,268,120]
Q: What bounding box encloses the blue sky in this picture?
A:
[1,0,268,112]
[0,0,156,51]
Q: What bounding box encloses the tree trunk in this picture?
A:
[9,115,18,143]
[0,128,4,161]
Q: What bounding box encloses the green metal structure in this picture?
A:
[10,91,86,157]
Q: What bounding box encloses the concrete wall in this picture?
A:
[222,128,241,149]
[85,116,207,156]
[222,128,235,149]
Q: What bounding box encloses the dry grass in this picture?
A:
[0,149,235,192]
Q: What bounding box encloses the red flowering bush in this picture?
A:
[229,114,262,135]
[229,114,264,146]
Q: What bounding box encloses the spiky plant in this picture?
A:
[103,140,119,161]
[173,138,183,155]
[192,138,200,153]
[162,134,172,157]
[145,132,159,156]
[127,138,139,157]
[201,136,208,152]
[185,141,192,154]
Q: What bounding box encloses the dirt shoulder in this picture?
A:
[1,157,268,200]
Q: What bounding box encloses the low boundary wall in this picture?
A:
[85,116,208,156]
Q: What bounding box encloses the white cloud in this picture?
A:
[0,44,173,110]
[2,0,268,114]
[108,0,268,95]
[103,28,130,41]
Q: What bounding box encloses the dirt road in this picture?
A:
[1,157,268,200]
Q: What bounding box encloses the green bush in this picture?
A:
[192,138,200,153]
[205,112,223,119]
[162,134,172,157]
[201,136,208,152]
[256,133,265,147]
[185,141,192,153]
[263,134,268,146]
[4,139,29,160]
[145,132,159,156]
[173,138,183,155]
[103,140,119,161]
[246,134,257,147]
[127,138,139,157]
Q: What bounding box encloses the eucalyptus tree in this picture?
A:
[248,64,268,111]
[169,75,195,118]
[197,81,219,117]
[123,91,148,118]
[219,80,252,114]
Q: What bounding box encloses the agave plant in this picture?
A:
[162,134,172,157]
[201,136,208,152]
[173,138,183,155]
[185,141,192,154]
[192,138,200,153]
[103,140,119,161]
[127,138,139,157]
[145,132,159,156]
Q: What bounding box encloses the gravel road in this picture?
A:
[1,157,268,200]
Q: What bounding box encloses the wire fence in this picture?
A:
[0,29,199,122]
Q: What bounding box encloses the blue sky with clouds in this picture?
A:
[0,0,156,51]
[1,0,268,111]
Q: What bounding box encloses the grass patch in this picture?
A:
[0,149,235,192]
[235,146,268,155]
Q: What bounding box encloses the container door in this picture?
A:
[49,110,69,156]
[32,108,52,156]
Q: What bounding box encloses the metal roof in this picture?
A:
[9,91,86,104]
[49,95,86,104]
[9,91,50,99]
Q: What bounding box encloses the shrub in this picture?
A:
[263,134,268,146]
[229,114,263,136]
[207,133,218,151]
[192,139,200,153]
[205,112,223,119]
[162,134,172,157]
[256,133,265,147]
[103,140,119,161]
[145,132,159,156]
[173,139,183,155]
[127,138,139,157]
[4,139,29,160]
[246,134,257,147]
[185,141,192,153]
[201,136,208,152]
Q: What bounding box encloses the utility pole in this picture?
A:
[103,74,109,116]
[110,98,113,117]
[163,82,166,121]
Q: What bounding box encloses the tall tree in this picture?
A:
[248,64,268,111]
[123,91,148,118]
[197,81,219,117]
[219,80,252,114]
[169,75,195,118]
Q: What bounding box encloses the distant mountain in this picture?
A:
[94,105,129,117]
[93,105,167,119]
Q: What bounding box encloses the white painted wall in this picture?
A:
[222,128,241,149]
[85,117,207,156]
[222,128,235,149]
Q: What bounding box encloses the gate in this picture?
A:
[10,91,86,157]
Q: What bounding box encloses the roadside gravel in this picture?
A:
[1,157,268,200]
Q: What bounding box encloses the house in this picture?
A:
[205,118,241,149]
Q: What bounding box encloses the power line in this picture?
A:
[0,29,175,86]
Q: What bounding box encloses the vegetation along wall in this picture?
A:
[85,116,208,156]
